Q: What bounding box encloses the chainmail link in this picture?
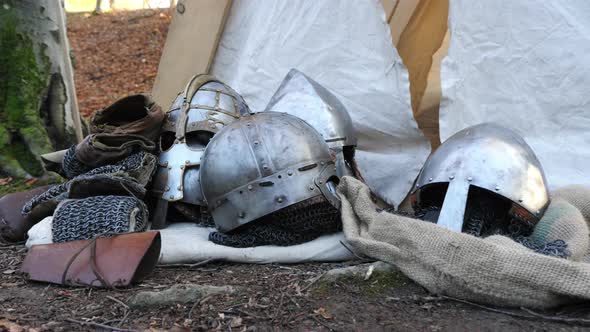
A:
[52,195,148,243]
[62,144,91,179]
[514,237,571,258]
[209,195,341,248]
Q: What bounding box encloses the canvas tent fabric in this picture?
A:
[440,0,590,190]
[396,0,449,148]
[151,0,232,109]
[211,0,430,207]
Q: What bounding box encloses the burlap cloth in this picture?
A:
[338,176,590,308]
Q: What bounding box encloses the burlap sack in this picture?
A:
[338,176,590,309]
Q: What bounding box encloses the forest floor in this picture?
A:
[1,9,589,332]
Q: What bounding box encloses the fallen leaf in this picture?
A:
[25,178,38,186]
[230,317,242,328]
[2,269,16,275]
[313,307,333,320]
[0,318,25,332]
[0,177,13,186]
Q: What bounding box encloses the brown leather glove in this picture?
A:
[0,186,52,243]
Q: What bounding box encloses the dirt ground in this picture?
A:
[2,9,590,332]
[2,244,588,332]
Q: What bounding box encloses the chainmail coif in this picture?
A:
[209,195,341,247]
[52,195,148,243]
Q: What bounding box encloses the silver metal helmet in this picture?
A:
[150,74,250,228]
[263,69,357,177]
[200,112,340,233]
[411,123,550,233]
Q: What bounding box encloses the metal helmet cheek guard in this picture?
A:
[263,69,357,177]
[200,112,340,233]
[150,74,250,228]
[411,123,550,233]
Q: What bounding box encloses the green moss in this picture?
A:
[313,270,411,298]
[0,6,53,177]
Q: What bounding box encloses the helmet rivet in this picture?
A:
[428,178,433,182]
[309,186,314,191]
[287,171,293,176]
[467,177,473,182]
[518,199,524,203]
[320,161,325,166]
[247,123,252,127]
[163,161,169,167]
[262,165,268,170]
[248,185,253,191]
[449,176,454,180]
[277,197,284,203]
[536,210,540,215]
[495,186,500,191]
[254,141,260,145]
[170,195,174,200]
[167,166,172,170]
[319,181,323,185]
[177,186,182,191]
[185,160,190,164]
[180,165,185,170]
[239,212,246,218]
[165,186,170,191]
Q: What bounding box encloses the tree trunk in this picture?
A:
[95,0,103,14]
[0,0,84,179]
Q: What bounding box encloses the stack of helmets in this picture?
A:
[150,74,251,228]
[411,123,550,238]
[200,112,343,247]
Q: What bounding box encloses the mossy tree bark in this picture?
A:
[0,0,84,179]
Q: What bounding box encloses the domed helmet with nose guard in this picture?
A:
[411,123,550,236]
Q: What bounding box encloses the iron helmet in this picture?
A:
[150,74,250,228]
[411,123,550,234]
[263,69,357,177]
[200,112,340,232]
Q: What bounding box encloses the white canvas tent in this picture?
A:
[441,0,590,190]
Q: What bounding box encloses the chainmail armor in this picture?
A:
[209,195,341,247]
[62,145,91,179]
[52,195,148,243]
[22,151,156,215]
